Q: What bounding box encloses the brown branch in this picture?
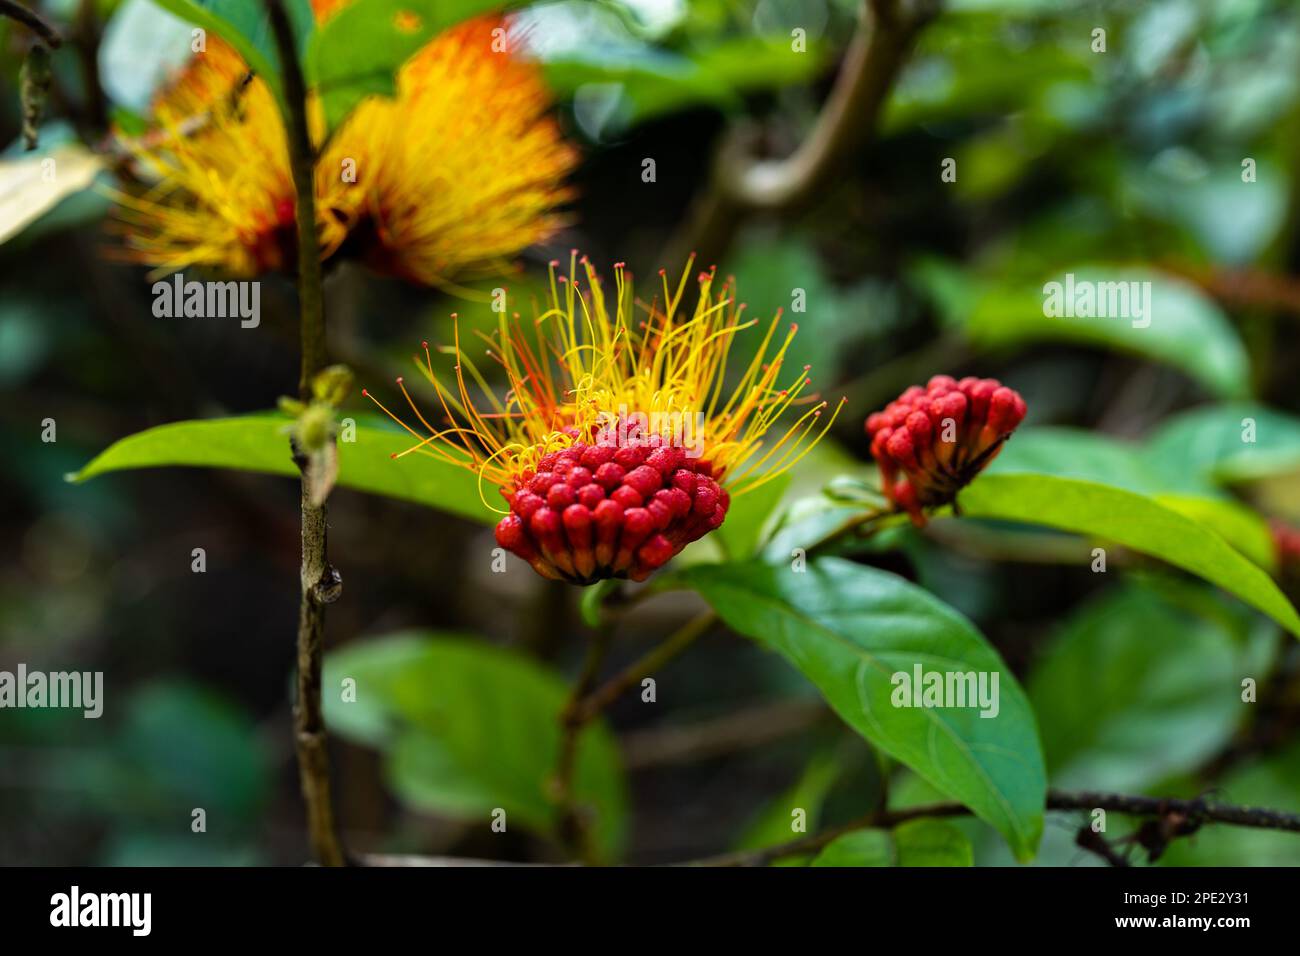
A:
[0,0,62,47]
[552,626,612,862]
[621,696,828,770]
[669,0,940,267]
[572,611,716,724]
[265,0,345,868]
[681,789,1300,867]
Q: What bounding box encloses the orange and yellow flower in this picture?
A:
[365,256,845,583]
[114,2,576,283]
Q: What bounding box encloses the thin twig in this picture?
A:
[668,0,940,266]
[0,0,63,47]
[265,0,346,868]
[553,626,613,861]
[680,790,1300,867]
[573,611,717,724]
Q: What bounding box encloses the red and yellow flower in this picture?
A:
[366,256,845,583]
[113,2,576,283]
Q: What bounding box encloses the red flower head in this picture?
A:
[866,375,1026,526]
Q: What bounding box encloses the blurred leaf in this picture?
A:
[306,0,511,134]
[958,474,1300,637]
[1146,402,1300,488]
[716,473,790,559]
[323,633,627,860]
[0,144,105,246]
[679,557,1046,862]
[810,819,974,867]
[733,748,840,855]
[70,413,492,525]
[546,33,826,133]
[979,269,1248,399]
[916,262,1251,399]
[1029,585,1247,792]
[117,683,271,819]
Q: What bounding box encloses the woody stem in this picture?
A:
[265,0,346,867]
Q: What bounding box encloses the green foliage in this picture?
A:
[990,427,1276,568]
[679,557,1046,862]
[959,474,1300,637]
[322,633,627,860]
[1029,584,1260,792]
[1159,743,1300,866]
[1146,403,1300,487]
[544,33,826,134]
[811,819,974,867]
[715,473,790,559]
[915,261,1251,399]
[733,748,841,855]
[71,413,491,525]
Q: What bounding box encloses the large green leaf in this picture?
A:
[323,633,627,860]
[150,0,315,105]
[679,557,1046,861]
[305,0,511,134]
[810,819,973,867]
[989,427,1276,569]
[958,474,1300,637]
[69,413,492,525]
[1029,585,1250,792]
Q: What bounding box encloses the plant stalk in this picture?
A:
[265,0,345,867]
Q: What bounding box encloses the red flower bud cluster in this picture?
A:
[1273,521,1300,568]
[866,375,1027,525]
[495,436,729,584]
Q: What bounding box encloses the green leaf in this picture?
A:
[679,557,1046,861]
[149,0,315,105]
[733,748,840,854]
[925,264,1250,399]
[716,473,790,559]
[306,0,511,134]
[1029,585,1248,792]
[69,413,492,525]
[811,820,974,867]
[1146,402,1300,488]
[958,474,1300,637]
[323,633,627,860]
[543,35,826,133]
[990,426,1172,495]
[988,428,1276,569]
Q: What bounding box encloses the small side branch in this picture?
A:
[679,789,1300,867]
